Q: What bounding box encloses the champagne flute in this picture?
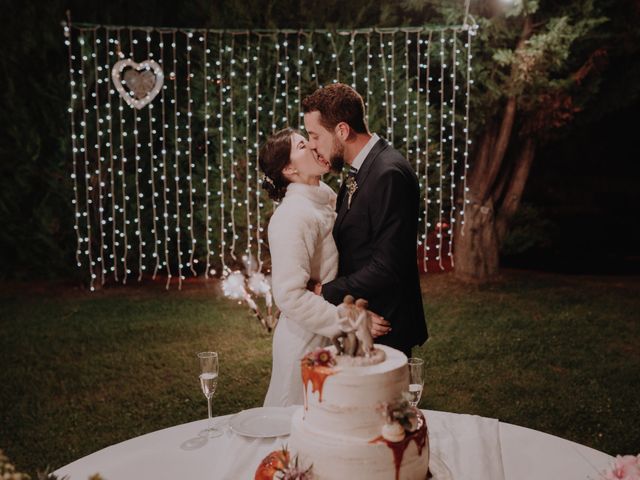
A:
[198,351,223,438]
[407,358,424,408]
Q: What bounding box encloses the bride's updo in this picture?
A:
[259,127,297,202]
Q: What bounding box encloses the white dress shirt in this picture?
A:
[350,133,380,172]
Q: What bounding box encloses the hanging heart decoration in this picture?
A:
[111,58,164,109]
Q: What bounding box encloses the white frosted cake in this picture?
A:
[288,344,429,480]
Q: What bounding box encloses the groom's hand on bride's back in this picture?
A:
[370,312,391,338]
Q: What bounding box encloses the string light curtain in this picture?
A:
[63,21,477,290]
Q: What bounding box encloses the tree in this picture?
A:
[451,0,609,281]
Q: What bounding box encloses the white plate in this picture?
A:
[229,406,296,438]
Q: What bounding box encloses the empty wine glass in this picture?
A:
[408,358,424,408]
[198,351,223,438]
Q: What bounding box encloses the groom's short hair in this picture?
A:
[302,83,368,134]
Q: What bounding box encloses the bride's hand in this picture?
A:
[306,279,322,296]
[369,311,391,338]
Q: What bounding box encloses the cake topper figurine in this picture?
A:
[354,298,374,356]
[332,295,375,358]
[334,295,358,356]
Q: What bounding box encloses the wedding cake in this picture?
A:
[288,344,429,480]
[255,296,429,480]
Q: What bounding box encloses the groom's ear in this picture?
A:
[335,122,350,141]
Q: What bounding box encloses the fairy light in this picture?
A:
[64,22,83,269]
[296,32,303,129]
[366,32,371,124]
[128,29,145,282]
[114,30,131,284]
[423,31,433,273]
[415,31,422,253]
[379,32,391,139]
[202,32,212,278]
[78,32,96,290]
[437,31,446,271]
[448,31,458,267]
[461,26,475,236]
[255,34,264,270]
[91,28,107,285]
[245,33,253,260]
[217,32,227,270]
[308,32,320,89]
[328,32,339,83]
[158,32,173,288]
[350,32,357,89]
[404,30,410,158]
[415,31,422,188]
[145,30,160,279]
[390,36,396,145]
[171,30,183,289]
[228,35,238,261]
[271,35,280,132]
[185,31,197,276]
[64,24,476,288]
[283,33,289,126]
[105,28,119,281]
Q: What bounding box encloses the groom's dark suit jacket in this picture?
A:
[322,137,428,354]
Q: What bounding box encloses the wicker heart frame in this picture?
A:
[111,58,164,109]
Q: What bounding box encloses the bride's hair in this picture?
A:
[258,127,298,202]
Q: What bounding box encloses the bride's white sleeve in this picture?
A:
[268,208,341,339]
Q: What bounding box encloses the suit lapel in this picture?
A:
[334,138,388,234]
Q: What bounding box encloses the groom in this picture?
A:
[303,83,428,357]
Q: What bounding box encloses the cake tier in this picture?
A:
[303,344,408,441]
[290,408,429,480]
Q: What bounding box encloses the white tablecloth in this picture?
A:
[56,408,613,480]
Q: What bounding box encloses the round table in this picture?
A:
[56,408,612,480]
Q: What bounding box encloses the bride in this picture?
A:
[260,127,382,407]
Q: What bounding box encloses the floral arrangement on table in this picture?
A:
[600,454,640,480]
[255,446,313,480]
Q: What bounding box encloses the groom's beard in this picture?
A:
[329,138,345,174]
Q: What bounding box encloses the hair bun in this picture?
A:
[258,128,298,202]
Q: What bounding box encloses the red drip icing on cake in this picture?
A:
[301,364,336,410]
[369,412,428,480]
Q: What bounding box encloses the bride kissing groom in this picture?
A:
[260,83,428,407]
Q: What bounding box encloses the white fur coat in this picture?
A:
[268,181,341,338]
[263,181,341,407]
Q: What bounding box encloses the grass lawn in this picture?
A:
[1,270,639,475]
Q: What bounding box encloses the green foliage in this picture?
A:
[472,2,607,128]
[500,203,554,256]
[0,3,79,280]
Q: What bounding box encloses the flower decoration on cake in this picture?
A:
[302,348,336,368]
[301,348,338,409]
[255,446,313,480]
[372,395,429,480]
[600,454,640,480]
[378,394,421,440]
